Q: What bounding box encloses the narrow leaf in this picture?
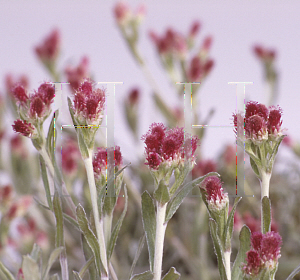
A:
[76,204,107,276]
[162,267,181,280]
[107,186,128,260]
[79,256,95,278]
[286,263,300,280]
[169,162,190,196]
[63,213,80,230]
[39,154,53,210]
[43,247,64,280]
[250,157,260,178]
[0,261,15,280]
[81,233,98,280]
[141,191,156,272]
[73,271,83,280]
[232,225,251,280]
[22,255,41,280]
[262,196,271,234]
[53,190,64,247]
[130,270,154,280]
[30,243,42,262]
[129,234,146,279]
[209,219,227,280]
[153,181,170,205]
[224,197,242,251]
[165,172,219,223]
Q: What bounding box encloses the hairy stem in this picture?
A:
[84,152,108,279]
[224,250,231,280]
[260,170,271,233]
[153,202,167,280]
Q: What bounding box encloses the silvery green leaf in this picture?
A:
[232,225,251,280]
[30,243,42,263]
[81,233,98,280]
[141,191,156,271]
[268,135,285,173]
[209,219,227,280]
[78,256,95,279]
[154,181,170,205]
[78,129,89,159]
[262,196,271,234]
[76,204,107,277]
[0,261,15,280]
[22,255,41,280]
[224,197,242,251]
[63,213,80,230]
[67,97,77,129]
[39,155,52,210]
[169,162,190,196]
[165,172,219,223]
[250,157,260,178]
[42,247,64,280]
[286,263,300,280]
[46,110,58,159]
[129,234,146,279]
[162,267,181,280]
[53,191,64,248]
[130,270,154,280]
[107,186,128,260]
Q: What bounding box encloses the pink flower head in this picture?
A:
[202,36,213,52]
[128,88,140,105]
[245,115,268,141]
[267,106,283,138]
[62,138,80,175]
[29,95,45,118]
[203,59,214,76]
[35,28,60,62]
[12,85,29,104]
[200,176,228,210]
[142,123,199,170]
[187,56,203,81]
[37,82,55,106]
[245,101,268,121]
[73,79,106,125]
[5,74,29,96]
[114,2,131,25]
[189,21,201,38]
[12,119,36,138]
[65,56,90,92]
[253,45,276,62]
[93,146,123,179]
[243,231,282,276]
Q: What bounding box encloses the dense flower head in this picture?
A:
[243,231,282,276]
[233,101,284,143]
[65,56,90,92]
[200,176,228,210]
[73,79,106,125]
[12,119,36,138]
[128,88,140,105]
[5,74,29,96]
[253,45,276,62]
[187,56,214,82]
[93,146,123,179]
[35,28,60,62]
[142,123,199,170]
[114,2,131,25]
[12,85,29,104]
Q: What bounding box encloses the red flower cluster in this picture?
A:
[200,176,228,210]
[73,79,106,125]
[142,123,198,170]
[35,28,60,62]
[243,231,282,276]
[5,74,29,96]
[233,101,284,142]
[93,146,123,179]
[12,83,55,138]
[65,56,90,92]
[114,2,145,25]
[187,55,214,82]
[253,45,276,62]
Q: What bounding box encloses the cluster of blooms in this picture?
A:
[92,146,123,187]
[5,73,29,96]
[65,56,90,92]
[200,176,228,211]
[141,123,198,172]
[233,101,284,144]
[72,79,106,126]
[243,231,282,276]
[12,83,55,138]
[253,45,276,63]
[114,1,146,26]
[35,28,60,63]
[61,137,81,176]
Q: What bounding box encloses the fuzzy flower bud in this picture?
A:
[189,21,201,38]
[12,119,37,138]
[12,85,29,105]
[243,231,282,276]
[200,176,229,211]
[114,2,131,25]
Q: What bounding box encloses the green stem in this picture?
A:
[224,250,231,280]
[153,202,167,280]
[84,151,109,279]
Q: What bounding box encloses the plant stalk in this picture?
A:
[84,152,109,279]
[153,202,167,280]
[224,250,231,280]
[260,170,271,233]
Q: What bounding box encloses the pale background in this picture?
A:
[1,0,300,166]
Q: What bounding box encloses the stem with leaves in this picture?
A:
[83,150,108,279]
[260,170,271,233]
